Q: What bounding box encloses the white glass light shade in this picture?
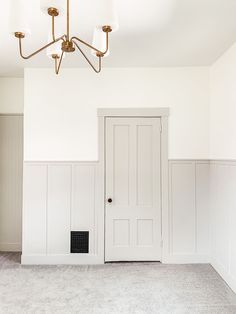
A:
[9,0,31,37]
[95,0,119,32]
[91,29,110,57]
[40,0,64,15]
[47,42,63,59]
[46,34,64,59]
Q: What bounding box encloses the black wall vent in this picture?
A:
[71,231,89,253]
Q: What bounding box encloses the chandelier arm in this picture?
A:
[52,16,56,41]
[18,36,66,60]
[71,31,109,56]
[73,40,102,73]
[54,52,65,75]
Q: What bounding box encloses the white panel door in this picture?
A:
[105,117,162,261]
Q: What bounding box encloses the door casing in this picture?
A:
[97,108,169,264]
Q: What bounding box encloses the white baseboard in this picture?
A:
[0,243,21,252]
[21,254,104,265]
[21,253,210,265]
[211,258,236,294]
[163,254,210,264]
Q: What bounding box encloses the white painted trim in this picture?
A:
[21,254,103,265]
[166,254,210,264]
[98,108,169,263]
[97,116,105,263]
[161,117,169,263]
[170,159,210,162]
[98,108,169,117]
[0,114,23,117]
[210,160,236,166]
[24,161,99,164]
[0,243,22,252]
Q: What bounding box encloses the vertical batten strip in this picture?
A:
[194,161,197,254]
[46,164,49,255]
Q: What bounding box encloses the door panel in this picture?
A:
[137,125,153,207]
[113,125,130,206]
[105,117,161,261]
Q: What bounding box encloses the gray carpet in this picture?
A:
[0,253,236,314]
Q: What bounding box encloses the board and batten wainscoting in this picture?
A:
[210,160,236,293]
[22,159,211,265]
[168,160,210,263]
[22,162,104,265]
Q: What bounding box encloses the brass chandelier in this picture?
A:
[11,0,118,75]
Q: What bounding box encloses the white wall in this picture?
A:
[24,67,210,161]
[209,43,236,293]
[21,52,236,283]
[23,67,210,265]
[0,78,24,113]
[210,43,236,159]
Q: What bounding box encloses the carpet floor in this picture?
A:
[0,252,236,314]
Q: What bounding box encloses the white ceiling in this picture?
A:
[1,0,236,77]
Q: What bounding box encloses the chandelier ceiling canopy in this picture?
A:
[10,0,118,75]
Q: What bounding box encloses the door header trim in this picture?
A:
[97,108,169,117]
